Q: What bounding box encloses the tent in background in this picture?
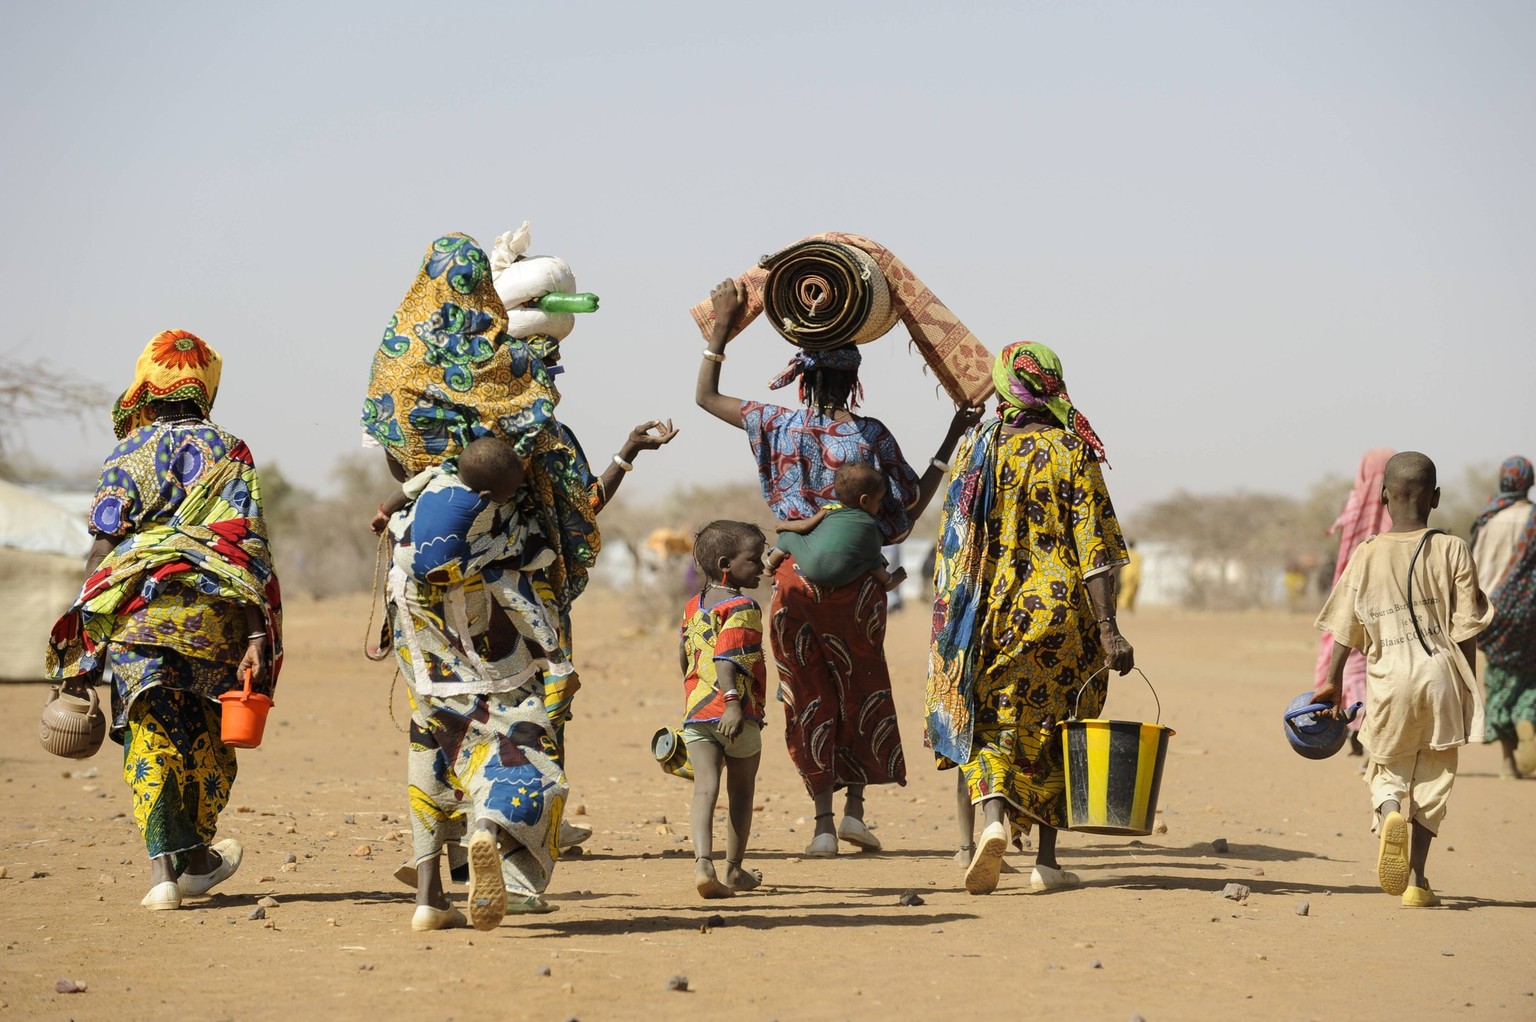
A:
[0,478,91,681]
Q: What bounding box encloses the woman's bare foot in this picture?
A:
[725,860,762,892]
[695,857,734,899]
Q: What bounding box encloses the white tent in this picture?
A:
[0,479,91,681]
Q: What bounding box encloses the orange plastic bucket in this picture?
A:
[219,669,272,749]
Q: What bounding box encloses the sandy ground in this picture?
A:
[2,590,1533,1022]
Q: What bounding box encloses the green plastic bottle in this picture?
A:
[536,292,600,314]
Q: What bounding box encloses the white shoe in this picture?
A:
[141,880,181,911]
[965,822,1009,895]
[803,832,839,857]
[558,821,592,849]
[1029,864,1081,890]
[411,904,467,931]
[837,817,881,851]
[178,839,242,897]
[467,830,506,931]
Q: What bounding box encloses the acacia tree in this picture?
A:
[0,354,111,478]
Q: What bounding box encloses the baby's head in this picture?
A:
[833,462,887,516]
[458,437,526,504]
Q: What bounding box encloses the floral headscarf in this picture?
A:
[362,234,557,474]
[1471,456,1534,546]
[991,341,1106,463]
[768,345,863,407]
[111,330,222,439]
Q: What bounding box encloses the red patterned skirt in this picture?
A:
[769,558,906,795]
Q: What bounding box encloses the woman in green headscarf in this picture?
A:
[926,341,1134,896]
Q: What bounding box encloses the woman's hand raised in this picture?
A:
[709,278,746,341]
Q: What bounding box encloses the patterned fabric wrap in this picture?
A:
[1483,664,1536,743]
[1481,501,1536,669]
[770,558,905,795]
[406,683,567,896]
[121,679,236,860]
[46,423,283,711]
[742,402,920,542]
[767,345,864,407]
[1471,456,1534,547]
[111,330,223,440]
[363,235,600,608]
[363,233,557,469]
[925,421,1128,831]
[991,341,1107,464]
[1312,447,1394,724]
[690,232,995,406]
[680,592,767,726]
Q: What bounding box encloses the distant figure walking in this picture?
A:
[1470,456,1536,778]
[1315,448,1396,756]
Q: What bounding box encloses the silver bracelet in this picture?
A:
[701,348,726,363]
[931,457,952,473]
[612,453,634,472]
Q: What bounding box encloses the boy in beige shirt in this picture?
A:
[1315,452,1493,907]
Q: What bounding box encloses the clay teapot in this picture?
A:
[40,684,107,759]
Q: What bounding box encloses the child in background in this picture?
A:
[1314,452,1492,907]
[680,520,768,899]
[766,462,907,592]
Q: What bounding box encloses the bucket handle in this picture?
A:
[1069,665,1160,725]
[1285,701,1362,732]
[237,666,254,704]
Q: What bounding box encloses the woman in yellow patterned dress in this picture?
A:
[926,342,1133,896]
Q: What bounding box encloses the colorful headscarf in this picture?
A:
[111,330,222,439]
[991,341,1106,463]
[768,345,863,407]
[362,234,557,474]
[1471,456,1534,546]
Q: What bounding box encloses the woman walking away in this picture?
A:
[926,341,1133,896]
[1470,456,1536,778]
[47,330,282,911]
[1314,448,1395,757]
[696,279,981,856]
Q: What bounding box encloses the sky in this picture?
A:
[2,1,1532,517]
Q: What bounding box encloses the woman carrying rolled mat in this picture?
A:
[696,278,980,856]
[926,341,1133,895]
[46,330,281,912]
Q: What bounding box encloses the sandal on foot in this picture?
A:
[467,830,507,931]
[838,817,882,851]
[1376,810,1410,897]
[965,821,1009,895]
[1029,864,1081,890]
[411,904,467,931]
[141,880,181,911]
[177,839,242,897]
[558,821,593,850]
[506,894,560,914]
[804,832,839,858]
[1401,885,1441,908]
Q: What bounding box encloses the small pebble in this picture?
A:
[930,926,944,934]
[570,803,586,816]
[358,963,374,972]
[1153,821,1168,834]
[1091,959,1103,969]
[280,862,298,873]
[257,896,279,908]
[248,907,266,921]
[666,974,689,992]
[535,965,552,977]
[1251,868,1265,877]
[897,890,925,907]
[55,978,86,994]
[343,814,356,825]
[1220,882,1250,901]
[1211,838,1229,854]
[257,875,276,883]
[1131,1016,1147,1022]
[0,866,8,879]
[283,852,297,864]
[352,844,373,857]
[1296,901,1310,917]
[30,871,49,879]
[1442,949,1454,957]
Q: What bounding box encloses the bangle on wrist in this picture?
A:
[722,689,740,701]
[701,348,726,363]
[1096,616,1116,627]
[931,457,951,473]
[612,453,634,472]
[247,632,267,641]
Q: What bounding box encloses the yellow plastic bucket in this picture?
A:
[651,726,694,781]
[1058,668,1174,836]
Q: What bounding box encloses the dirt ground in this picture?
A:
[2,590,1532,1022]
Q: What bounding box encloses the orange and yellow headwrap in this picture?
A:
[111,330,223,439]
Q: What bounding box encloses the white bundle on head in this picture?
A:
[491,220,578,341]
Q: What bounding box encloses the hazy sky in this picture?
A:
[3,1,1532,517]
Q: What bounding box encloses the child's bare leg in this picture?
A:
[690,741,731,898]
[954,772,975,863]
[1408,820,1434,889]
[723,751,762,891]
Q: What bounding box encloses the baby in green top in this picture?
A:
[766,462,907,592]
